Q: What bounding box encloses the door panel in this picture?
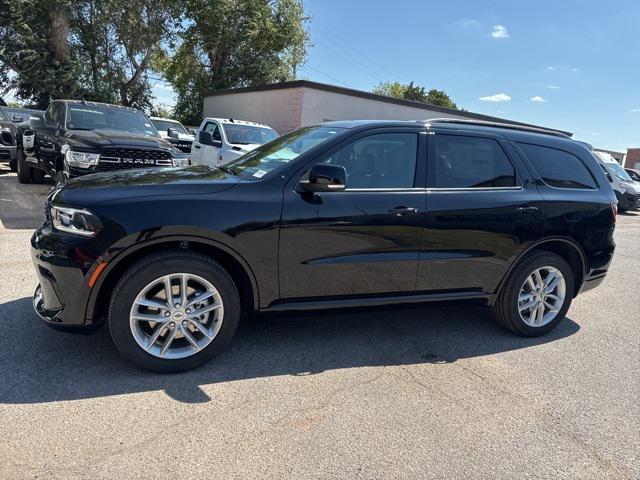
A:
[279,130,427,300]
[280,190,427,298]
[417,133,545,293]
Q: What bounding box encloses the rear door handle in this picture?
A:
[516,205,539,213]
[389,206,419,216]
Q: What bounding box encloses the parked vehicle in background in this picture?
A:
[625,168,640,183]
[150,117,194,153]
[1,106,45,124]
[592,151,640,211]
[0,107,18,171]
[15,100,189,184]
[31,119,616,372]
[190,117,278,167]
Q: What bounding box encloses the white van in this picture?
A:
[190,118,278,167]
[593,151,640,211]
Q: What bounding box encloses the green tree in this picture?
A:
[372,81,458,110]
[0,0,181,109]
[0,0,78,107]
[159,0,310,126]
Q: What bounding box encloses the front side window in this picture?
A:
[433,135,516,188]
[519,143,597,189]
[203,122,222,141]
[322,133,418,189]
[65,105,158,136]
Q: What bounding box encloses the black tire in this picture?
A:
[108,250,241,372]
[16,149,32,184]
[491,251,574,336]
[9,157,17,172]
[32,168,45,183]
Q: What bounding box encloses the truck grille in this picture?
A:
[97,148,173,172]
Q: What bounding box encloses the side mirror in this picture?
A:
[168,127,179,138]
[30,115,44,128]
[199,130,212,145]
[300,164,347,192]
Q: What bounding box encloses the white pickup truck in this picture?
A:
[190,117,278,167]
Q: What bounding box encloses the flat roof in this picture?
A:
[205,80,572,136]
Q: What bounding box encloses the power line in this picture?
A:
[314,19,400,82]
[298,64,351,87]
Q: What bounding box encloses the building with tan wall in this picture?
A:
[203,80,572,136]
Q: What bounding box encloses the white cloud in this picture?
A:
[546,66,556,71]
[572,67,579,72]
[491,25,510,38]
[479,93,511,102]
[630,108,640,113]
[454,18,481,28]
[530,96,547,102]
[547,85,561,90]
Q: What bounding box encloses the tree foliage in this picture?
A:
[372,81,458,110]
[0,0,181,109]
[158,0,310,125]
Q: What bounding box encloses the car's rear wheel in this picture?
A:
[9,157,17,172]
[16,149,32,183]
[109,250,241,372]
[491,251,574,336]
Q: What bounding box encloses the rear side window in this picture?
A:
[433,135,516,188]
[518,143,597,189]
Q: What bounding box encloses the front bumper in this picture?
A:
[0,145,17,162]
[619,191,640,210]
[31,224,103,332]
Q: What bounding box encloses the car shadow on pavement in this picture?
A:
[0,296,580,405]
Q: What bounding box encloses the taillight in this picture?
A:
[611,203,617,223]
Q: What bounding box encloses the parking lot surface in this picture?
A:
[1,164,639,479]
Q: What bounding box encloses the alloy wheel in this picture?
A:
[517,266,566,327]
[129,273,224,359]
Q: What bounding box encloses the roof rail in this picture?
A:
[426,118,571,138]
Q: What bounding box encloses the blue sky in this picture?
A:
[152,1,637,151]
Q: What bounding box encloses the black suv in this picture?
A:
[16,100,189,184]
[31,119,616,372]
[0,107,17,170]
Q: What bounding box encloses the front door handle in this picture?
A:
[516,205,539,213]
[389,206,419,216]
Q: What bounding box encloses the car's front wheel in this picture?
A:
[492,251,574,336]
[109,250,241,372]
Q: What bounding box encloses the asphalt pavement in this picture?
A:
[0,163,638,479]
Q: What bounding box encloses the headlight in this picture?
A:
[65,150,100,169]
[172,155,189,167]
[51,206,102,237]
[619,182,632,190]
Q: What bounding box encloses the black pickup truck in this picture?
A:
[15,100,189,184]
[0,107,18,171]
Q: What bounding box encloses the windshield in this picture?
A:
[66,105,158,136]
[226,126,344,179]
[606,162,633,182]
[222,124,278,145]
[151,119,188,135]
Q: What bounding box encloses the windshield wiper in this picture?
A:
[219,165,238,175]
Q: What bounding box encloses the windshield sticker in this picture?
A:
[253,170,268,178]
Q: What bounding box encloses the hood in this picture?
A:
[65,129,179,153]
[53,165,240,206]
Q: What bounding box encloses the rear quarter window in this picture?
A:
[517,143,597,189]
